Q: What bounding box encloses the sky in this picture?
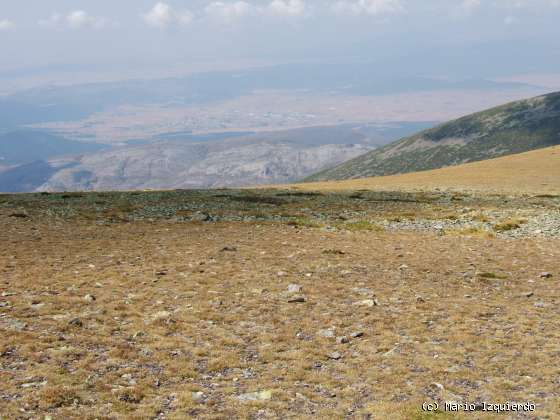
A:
[1,1,560,88]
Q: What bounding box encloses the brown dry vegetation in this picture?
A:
[1,186,559,419]
[283,145,560,195]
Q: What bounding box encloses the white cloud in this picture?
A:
[143,2,193,28]
[205,2,252,21]
[451,0,481,18]
[39,11,110,30]
[332,0,404,16]
[268,0,306,17]
[461,0,481,13]
[0,19,16,31]
[67,11,108,29]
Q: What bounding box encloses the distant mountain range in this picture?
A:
[0,123,432,192]
[307,91,560,181]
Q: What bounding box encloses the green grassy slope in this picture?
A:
[307,91,560,181]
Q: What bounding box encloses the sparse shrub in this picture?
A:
[343,221,384,232]
[478,272,507,279]
[40,385,81,408]
[493,218,527,232]
[286,217,320,228]
[116,387,144,404]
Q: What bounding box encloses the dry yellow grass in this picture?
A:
[1,214,559,418]
[1,184,559,418]
[283,145,560,195]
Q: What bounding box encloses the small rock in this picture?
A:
[534,302,546,308]
[132,331,146,339]
[328,352,342,360]
[540,272,553,278]
[156,269,168,276]
[430,382,445,392]
[9,213,29,218]
[336,336,349,344]
[277,271,288,277]
[192,212,211,222]
[318,329,335,338]
[68,318,83,327]
[524,291,534,298]
[288,296,306,303]
[350,331,364,338]
[287,284,302,293]
[151,311,172,321]
[84,294,96,302]
[192,391,205,402]
[416,296,426,303]
[7,319,27,331]
[353,299,378,307]
[1,292,16,297]
[237,390,272,402]
[220,246,237,252]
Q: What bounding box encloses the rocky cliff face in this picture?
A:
[37,138,372,191]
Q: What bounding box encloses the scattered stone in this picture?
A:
[288,296,306,303]
[353,299,378,307]
[277,271,288,277]
[192,212,211,222]
[540,272,553,278]
[534,302,546,308]
[1,292,16,297]
[352,287,372,296]
[322,249,346,255]
[220,246,237,252]
[524,291,534,298]
[430,382,445,392]
[9,213,29,218]
[318,329,335,338]
[328,352,342,360]
[156,269,168,276]
[151,311,172,322]
[6,318,27,331]
[237,390,272,402]
[192,391,205,402]
[287,284,302,293]
[416,296,426,303]
[336,336,349,344]
[132,331,146,339]
[350,331,364,338]
[84,294,96,302]
[68,318,83,327]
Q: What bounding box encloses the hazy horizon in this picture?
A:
[1,1,560,91]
